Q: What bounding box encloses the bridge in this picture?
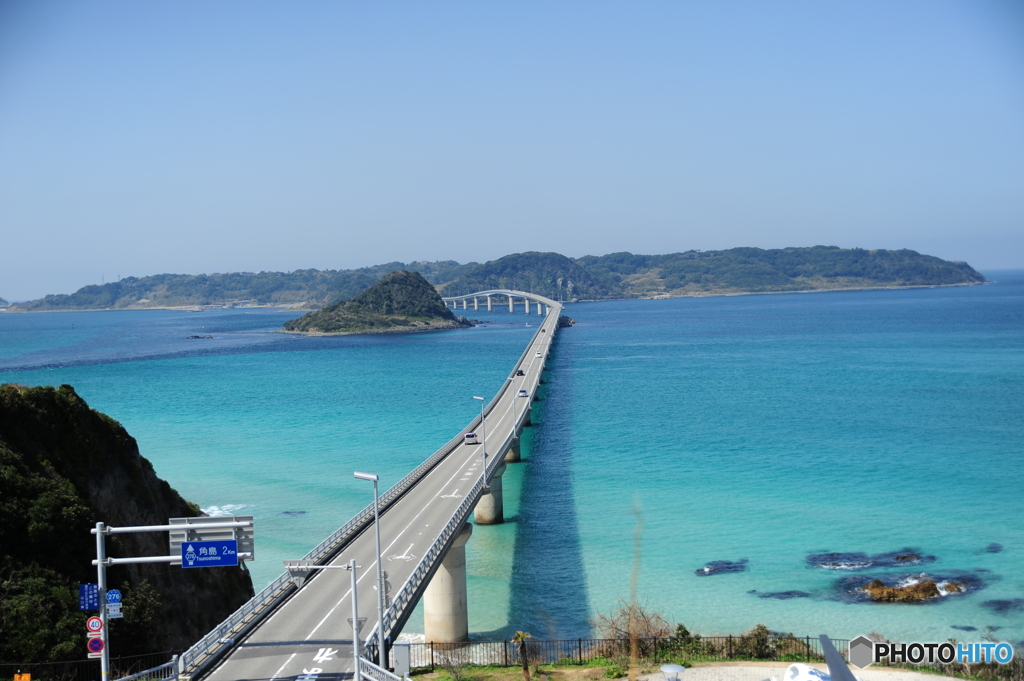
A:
[441,290,560,317]
[176,291,564,681]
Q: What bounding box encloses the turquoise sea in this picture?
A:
[2,273,1022,646]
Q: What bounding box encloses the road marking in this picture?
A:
[388,545,416,561]
[441,489,461,498]
[271,653,298,680]
[313,648,338,663]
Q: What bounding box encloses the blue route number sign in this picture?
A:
[182,540,239,568]
[105,589,122,604]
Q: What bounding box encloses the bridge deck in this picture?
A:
[199,306,561,681]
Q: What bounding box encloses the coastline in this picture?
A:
[1,281,986,314]
[569,281,985,304]
[277,318,473,336]
[1,302,309,314]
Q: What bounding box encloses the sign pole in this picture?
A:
[350,559,359,679]
[95,521,110,680]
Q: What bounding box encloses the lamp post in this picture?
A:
[354,471,385,668]
[472,396,488,490]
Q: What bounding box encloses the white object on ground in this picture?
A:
[786,664,831,681]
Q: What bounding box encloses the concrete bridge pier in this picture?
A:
[473,297,479,311]
[523,406,532,426]
[536,301,542,315]
[462,299,467,310]
[424,522,473,642]
[508,297,514,313]
[474,463,506,524]
[524,298,530,314]
[504,436,521,463]
[487,295,492,312]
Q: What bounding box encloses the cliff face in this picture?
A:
[0,384,254,663]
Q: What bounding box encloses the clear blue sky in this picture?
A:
[1,1,1022,301]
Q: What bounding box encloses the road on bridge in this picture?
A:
[202,307,560,681]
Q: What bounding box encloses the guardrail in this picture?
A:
[115,656,178,681]
[183,301,562,680]
[358,656,403,681]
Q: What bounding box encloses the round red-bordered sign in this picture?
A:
[86,616,103,633]
[87,638,104,654]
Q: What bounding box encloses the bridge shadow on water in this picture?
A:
[479,340,592,640]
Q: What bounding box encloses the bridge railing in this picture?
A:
[182,301,561,679]
[179,422,486,678]
[371,305,561,643]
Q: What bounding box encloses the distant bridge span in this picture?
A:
[178,292,564,681]
[442,289,560,316]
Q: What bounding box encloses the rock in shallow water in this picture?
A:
[834,571,986,603]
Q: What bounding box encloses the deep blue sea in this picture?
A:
[2,273,1022,646]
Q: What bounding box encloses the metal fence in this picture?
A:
[113,656,178,681]
[408,636,850,670]
[0,651,174,681]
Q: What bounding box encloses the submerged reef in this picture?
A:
[748,590,811,600]
[981,599,1024,615]
[695,559,748,576]
[806,548,936,570]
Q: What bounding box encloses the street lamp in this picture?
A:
[472,396,488,491]
[354,471,385,668]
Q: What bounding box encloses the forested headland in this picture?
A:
[5,247,985,311]
[0,385,254,663]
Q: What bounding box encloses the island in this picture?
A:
[282,270,472,334]
[4,247,986,312]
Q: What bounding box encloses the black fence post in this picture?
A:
[430,642,435,671]
[806,636,810,662]
[578,638,583,665]
[728,635,733,660]
[505,639,509,667]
